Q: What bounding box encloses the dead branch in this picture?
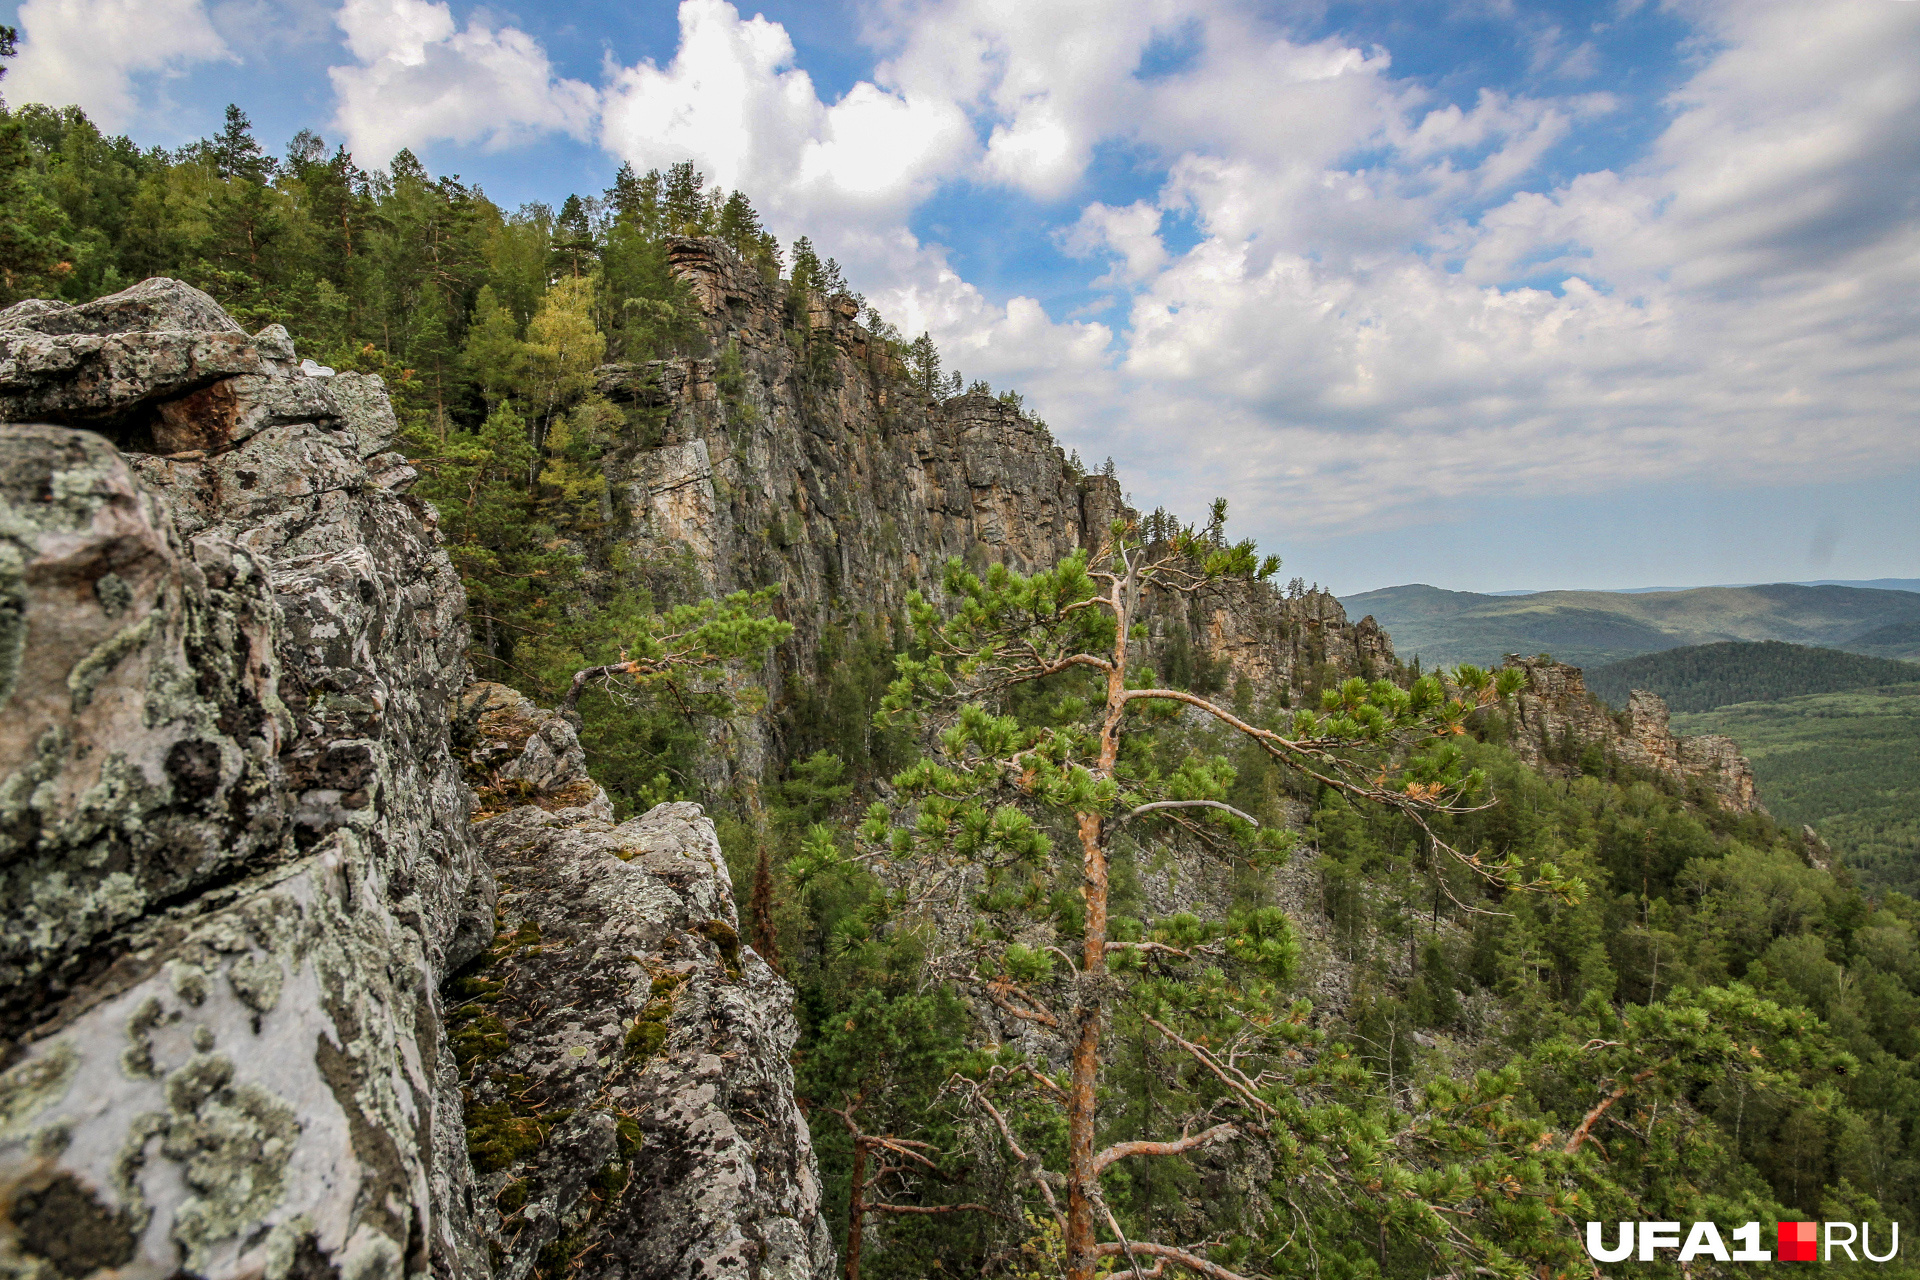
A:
[1566,1067,1659,1154]
[983,981,1061,1028]
[1143,1016,1277,1118]
[952,1077,1064,1229]
[1094,1240,1256,1280]
[1114,799,1260,827]
[1092,1123,1237,1175]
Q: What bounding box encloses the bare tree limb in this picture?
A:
[1143,1016,1277,1118]
[1092,1123,1237,1175]
[1566,1067,1659,1154]
[954,1078,1064,1230]
[1114,799,1260,827]
[983,982,1061,1029]
[1094,1241,1256,1280]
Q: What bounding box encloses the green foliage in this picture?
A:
[1589,640,1920,712]
[1673,682,1920,895]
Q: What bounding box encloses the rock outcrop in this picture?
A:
[0,280,484,1280]
[453,685,832,1280]
[1500,656,1764,814]
[0,282,831,1280]
[584,237,1392,783]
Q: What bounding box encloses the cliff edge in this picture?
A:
[0,281,829,1280]
[1500,655,1763,814]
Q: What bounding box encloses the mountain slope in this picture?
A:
[1672,684,1920,895]
[1341,582,1920,668]
[1586,640,1920,712]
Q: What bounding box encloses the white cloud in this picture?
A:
[880,0,1920,546]
[326,0,597,163]
[4,0,231,127]
[598,0,973,232]
[1061,202,1167,285]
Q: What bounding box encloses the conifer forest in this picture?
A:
[5,80,1920,1280]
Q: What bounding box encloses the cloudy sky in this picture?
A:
[4,0,1917,594]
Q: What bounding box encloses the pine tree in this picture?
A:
[662,160,707,234]
[208,104,275,183]
[550,192,597,279]
[716,189,774,269]
[906,331,940,396]
[789,235,822,294]
[849,517,1569,1280]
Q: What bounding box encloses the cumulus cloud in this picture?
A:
[4,0,231,127]
[326,0,597,163]
[598,0,973,230]
[872,0,1920,545]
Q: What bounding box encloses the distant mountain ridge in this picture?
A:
[1487,578,1920,595]
[1340,582,1920,669]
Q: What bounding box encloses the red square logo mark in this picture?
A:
[1779,1221,1819,1261]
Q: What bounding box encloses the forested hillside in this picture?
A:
[1583,643,1920,899]
[1673,686,1920,898]
[9,81,1920,1280]
[1589,640,1919,711]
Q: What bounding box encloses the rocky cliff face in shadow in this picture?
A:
[1499,655,1763,813]
[0,281,831,1280]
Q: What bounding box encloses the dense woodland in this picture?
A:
[8,78,1920,1279]
[1589,641,1920,713]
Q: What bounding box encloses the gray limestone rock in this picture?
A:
[1499,655,1765,813]
[0,282,484,1280]
[582,236,1394,794]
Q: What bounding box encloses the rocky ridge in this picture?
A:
[1499,655,1763,813]
[585,238,1395,780]
[0,281,830,1280]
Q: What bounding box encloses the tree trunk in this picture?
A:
[1065,578,1132,1280]
[1066,807,1108,1279]
[750,839,780,970]
[845,1136,868,1280]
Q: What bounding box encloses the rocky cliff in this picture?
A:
[586,238,1393,781]
[1499,655,1763,813]
[0,282,829,1280]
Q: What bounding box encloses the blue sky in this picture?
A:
[5,0,1917,595]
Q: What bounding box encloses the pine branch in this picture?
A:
[1092,1123,1237,1175]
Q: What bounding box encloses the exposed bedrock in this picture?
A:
[584,237,1396,788]
[1499,655,1764,814]
[454,684,833,1280]
[0,281,831,1280]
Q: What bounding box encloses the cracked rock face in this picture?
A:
[1500,656,1764,813]
[0,280,485,1280]
[585,237,1394,792]
[452,685,834,1280]
[1,280,833,1280]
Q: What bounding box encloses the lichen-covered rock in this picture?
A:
[0,426,289,1033]
[453,709,832,1280]
[0,280,486,1280]
[1,278,833,1280]
[455,683,609,823]
[1500,656,1765,813]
